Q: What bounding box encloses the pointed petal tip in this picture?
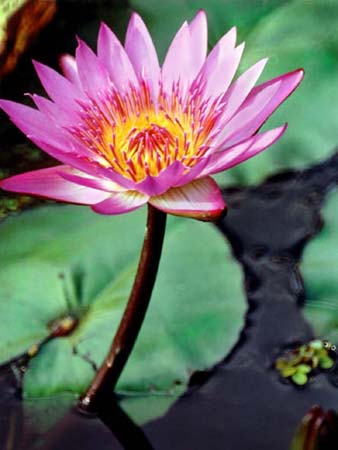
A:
[126,11,152,45]
[75,35,89,51]
[129,11,143,25]
[0,177,8,190]
[75,37,85,49]
[265,122,288,145]
[0,175,21,193]
[32,59,55,79]
[98,21,112,40]
[191,9,207,22]
[296,67,305,82]
[236,41,245,53]
[246,56,269,77]
[228,26,237,40]
[99,20,109,29]
[214,26,238,59]
[0,99,27,117]
[231,41,245,66]
[32,59,54,74]
[280,68,305,98]
[259,57,269,67]
[285,67,305,84]
[182,20,189,29]
[281,122,288,132]
[0,98,10,112]
[32,59,43,72]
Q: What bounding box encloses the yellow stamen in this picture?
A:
[72,81,219,182]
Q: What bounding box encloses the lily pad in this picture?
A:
[0,204,246,401]
[302,189,338,343]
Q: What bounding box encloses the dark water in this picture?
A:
[1,2,338,449]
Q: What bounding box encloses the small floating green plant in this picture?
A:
[276,340,336,386]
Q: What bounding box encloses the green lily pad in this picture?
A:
[302,190,338,343]
[0,205,246,405]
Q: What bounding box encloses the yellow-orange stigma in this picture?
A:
[71,80,222,182]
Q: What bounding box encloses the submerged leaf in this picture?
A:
[0,204,246,423]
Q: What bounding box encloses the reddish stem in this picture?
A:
[78,204,167,413]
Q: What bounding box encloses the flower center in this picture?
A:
[71,81,222,183]
[128,124,174,157]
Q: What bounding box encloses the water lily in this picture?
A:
[0,11,303,221]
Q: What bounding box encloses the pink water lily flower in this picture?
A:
[0,11,303,221]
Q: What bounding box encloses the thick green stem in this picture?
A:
[78,204,167,413]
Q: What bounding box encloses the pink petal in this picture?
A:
[0,100,98,166]
[0,99,52,131]
[0,100,77,151]
[33,61,84,111]
[32,94,77,126]
[92,190,148,215]
[219,58,268,124]
[135,161,185,196]
[172,157,211,188]
[75,39,110,98]
[204,43,244,100]
[189,10,208,75]
[202,125,287,176]
[216,82,281,147]
[30,137,100,169]
[97,22,138,90]
[203,27,237,72]
[198,27,239,99]
[125,13,160,99]
[0,165,111,205]
[219,68,304,147]
[30,137,138,191]
[149,177,225,221]
[251,68,305,103]
[201,140,253,176]
[59,54,81,88]
[162,21,192,92]
[58,168,127,192]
